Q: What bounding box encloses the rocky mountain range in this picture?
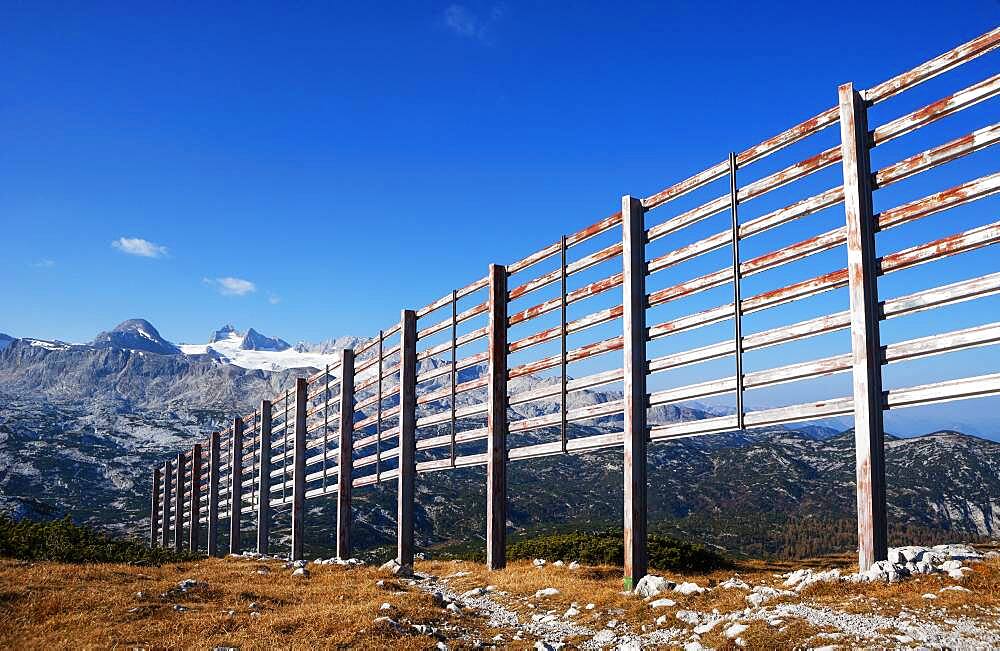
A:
[0,318,997,560]
[92,319,182,355]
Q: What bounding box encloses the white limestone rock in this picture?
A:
[379,559,413,578]
[718,577,750,590]
[782,569,812,588]
[746,585,795,607]
[675,610,700,625]
[724,624,748,639]
[673,581,706,596]
[634,574,675,599]
[591,630,616,646]
[693,621,717,634]
[461,588,486,599]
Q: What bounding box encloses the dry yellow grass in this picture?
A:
[0,557,484,649]
[2,554,997,649]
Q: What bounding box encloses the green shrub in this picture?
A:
[0,514,201,565]
[507,531,729,573]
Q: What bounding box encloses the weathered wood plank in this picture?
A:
[508,305,622,354]
[739,145,841,204]
[508,241,622,302]
[737,107,840,167]
[508,335,623,379]
[877,172,999,231]
[885,373,1000,409]
[642,161,729,211]
[874,123,999,189]
[880,221,1000,274]
[872,73,1000,147]
[508,272,623,327]
[863,27,1000,105]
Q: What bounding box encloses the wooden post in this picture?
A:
[838,82,888,571]
[161,460,171,548]
[174,452,185,552]
[257,401,272,555]
[397,310,417,568]
[622,195,648,590]
[291,377,308,561]
[486,263,508,570]
[337,350,356,559]
[150,466,161,547]
[189,443,202,551]
[229,418,244,555]
[729,153,746,431]
[207,431,221,556]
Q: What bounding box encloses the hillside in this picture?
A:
[2,391,998,560]
[0,318,998,560]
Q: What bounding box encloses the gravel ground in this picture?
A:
[397,544,1000,649]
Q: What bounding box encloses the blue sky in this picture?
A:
[2,3,997,435]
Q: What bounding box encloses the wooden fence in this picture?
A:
[148,28,1000,584]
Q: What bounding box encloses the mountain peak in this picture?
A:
[92,319,180,355]
[239,328,290,352]
[209,324,238,343]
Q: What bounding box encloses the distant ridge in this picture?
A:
[91,319,180,355]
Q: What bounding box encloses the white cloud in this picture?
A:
[204,276,257,296]
[31,259,55,268]
[112,237,168,258]
[443,3,504,40]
